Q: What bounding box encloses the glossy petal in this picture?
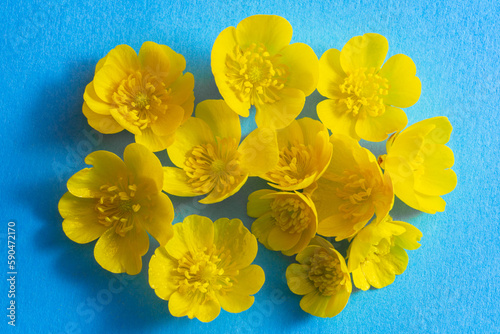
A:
[247,189,274,218]
[59,193,108,243]
[104,44,140,74]
[142,193,174,247]
[317,99,358,139]
[93,63,128,104]
[380,54,421,108]
[138,41,171,81]
[286,264,315,295]
[123,143,163,192]
[169,291,221,322]
[150,105,185,138]
[340,33,389,73]
[94,222,149,275]
[238,128,279,176]
[213,218,258,269]
[162,167,201,197]
[159,44,187,86]
[254,87,305,129]
[267,225,301,251]
[82,102,124,134]
[217,265,264,313]
[67,150,128,198]
[83,81,112,115]
[279,43,319,96]
[195,100,241,143]
[167,117,215,168]
[355,106,408,142]
[165,215,214,259]
[148,247,178,300]
[317,48,345,99]
[235,15,293,54]
[199,174,248,204]
[250,212,276,249]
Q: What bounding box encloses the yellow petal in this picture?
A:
[67,150,128,198]
[168,72,195,114]
[279,43,319,96]
[195,100,241,143]
[250,212,276,249]
[123,143,163,192]
[159,44,187,86]
[380,54,421,108]
[59,192,108,243]
[340,33,389,73]
[143,193,174,246]
[317,99,358,140]
[211,26,252,117]
[199,174,248,204]
[165,215,214,259]
[82,102,124,134]
[235,15,293,54]
[135,127,176,153]
[94,223,149,275]
[355,106,408,142]
[393,221,422,251]
[317,48,346,99]
[267,225,301,251]
[83,81,111,115]
[167,117,215,168]
[254,87,305,129]
[247,189,274,217]
[93,63,128,104]
[217,265,264,313]
[275,119,304,147]
[150,104,185,137]
[162,167,201,197]
[108,107,142,135]
[180,92,195,123]
[238,127,279,176]
[415,165,457,196]
[213,218,258,269]
[148,247,178,300]
[286,263,315,295]
[138,41,170,80]
[168,291,221,322]
[104,44,140,73]
[300,290,349,318]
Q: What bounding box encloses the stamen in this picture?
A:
[267,143,314,188]
[308,249,345,296]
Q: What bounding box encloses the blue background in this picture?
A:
[1,0,499,333]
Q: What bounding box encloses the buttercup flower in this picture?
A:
[59,143,174,275]
[247,189,317,256]
[149,215,265,322]
[211,14,319,129]
[261,118,332,191]
[83,42,195,151]
[317,33,421,142]
[286,236,351,318]
[378,116,457,214]
[163,99,279,204]
[310,134,393,241]
[348,215,422,290]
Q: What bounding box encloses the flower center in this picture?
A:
[96,184,141,236]
[270,196,311,234]
[308,249,345,296]
[266,143,314,188]
[225,43,288,105]
[339,67,389,118]
[112,71,170,131]
[331,170,374,221]
[184,137,242,194]
[176,246,236,297]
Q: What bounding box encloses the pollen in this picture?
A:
[111,71,170,131]
[175,246,235,296]
[96,183,141,236]
[270,196,311,234]
[307,249,346,296]
[266,143,314,188]
[331,170,375,221]
[184,137,242,195]
[225,43,288,105]
[339,67,389,118]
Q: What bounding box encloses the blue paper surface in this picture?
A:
[0,0,499,333]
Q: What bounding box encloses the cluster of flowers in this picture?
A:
[59,15,457,322]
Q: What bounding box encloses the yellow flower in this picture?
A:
[149,215,265,322]
[348,215,422,290]
[83,42,195,152]
[247,189,317,256]
[58,143,174,275]
[378,116,457,214]
[260,118,332,191]
[211,14,319,129]
[317,33,421,142]
[163,99,279,204]
[310,134,393,241]
[286,236,351,318]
